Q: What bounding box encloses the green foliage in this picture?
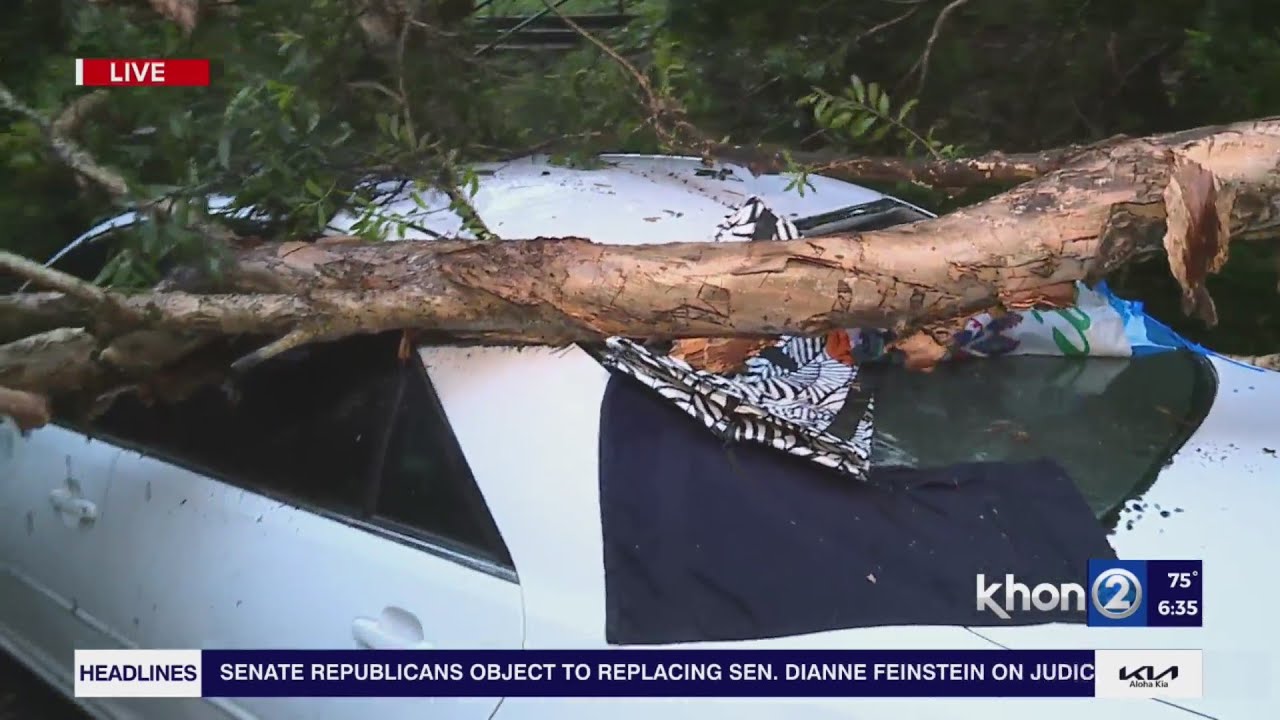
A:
[799,74,958,159]
[1179,2,1280,122]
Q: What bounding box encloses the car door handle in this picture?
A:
[49,488,98,523]
[352,608,432,650]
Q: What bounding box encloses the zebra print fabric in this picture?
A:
[600,197,876,480]
[713,196,801,242]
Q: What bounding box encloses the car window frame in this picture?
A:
[55,336,518,583]
[364,354,516,572]
[792,197,933,235]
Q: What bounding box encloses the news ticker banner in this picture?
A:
[74,648,1203,700]
[74,59,211,87]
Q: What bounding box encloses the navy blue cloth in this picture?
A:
[598,374,1117,645]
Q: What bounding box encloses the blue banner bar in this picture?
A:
[201,649,1096,697]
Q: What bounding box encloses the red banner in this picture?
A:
[75,59,211,87]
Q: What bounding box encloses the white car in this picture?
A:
[1,155,1277,720]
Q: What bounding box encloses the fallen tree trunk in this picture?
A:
[715,134,1130,188]
[2,117,1280,408]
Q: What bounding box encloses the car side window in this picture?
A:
[372,364,513,568]
[92,333,403,514]
[89,332,513,569]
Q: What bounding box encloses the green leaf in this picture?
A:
[812,95,832,124]
[849,74,866,103]
[877,89,891,116]
[94,253,123,286]
[897,98,919,123]
[112,254,134,287]
[849,114,877,138]
[870,123,894,143]
[830,110,853,130]
[217,133,232,169]
[866,82,880,110]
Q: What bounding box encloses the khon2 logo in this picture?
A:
[975,560,1202,627]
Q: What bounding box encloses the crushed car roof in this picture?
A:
[327,154,891,244]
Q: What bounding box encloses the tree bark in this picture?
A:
[716,135,1128,187]
[3,118,1279,412]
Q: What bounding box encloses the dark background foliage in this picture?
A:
[2,0,1278,350]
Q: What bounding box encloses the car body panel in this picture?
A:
[0,423,127,689]
[76,447,524,720]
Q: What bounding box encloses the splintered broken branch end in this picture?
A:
[230,326,327,374]
[1161,155,1235,327]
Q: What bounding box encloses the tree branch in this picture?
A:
[0,251,142,328]
[51,90,109,138]
[2,118,1278,405]
[0,82,237,250]
[0,84,131,197]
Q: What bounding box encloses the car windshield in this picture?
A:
[863,351,1216,526]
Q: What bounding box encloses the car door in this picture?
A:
[78,331,523,720]
[0,411,127,694]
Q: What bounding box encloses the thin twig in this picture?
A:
[855,3,923,44]
[347,80,402,103]
[395,11,415,142]
[540,0,708,154]
[542,2,656,108]
[905,0,973,94]
[231,326,324,373]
